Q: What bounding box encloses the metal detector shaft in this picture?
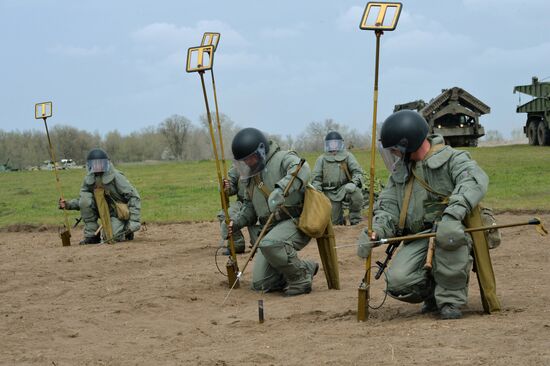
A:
[210,69,229,194]
[198,71,239,267]
[43,118,71,246]
[359,29,383,322]
[222,159,306,305]
[338,218,547,251]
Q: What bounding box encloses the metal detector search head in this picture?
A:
[201,32,220,51]
[360,2,402,31]
[186,45,214,73]
[35,101,52,119]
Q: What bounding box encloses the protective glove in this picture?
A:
[357,229,380,258]
[220,220,233,240]
[268,188,285,212]
[344,182,356,193]
[127,220,141,233]
[436,214,467,250]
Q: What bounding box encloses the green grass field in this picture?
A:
[0,145,549,228]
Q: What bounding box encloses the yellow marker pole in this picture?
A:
[198,70,239,288]
[357,0,402,322]
[358,30,382,322]
[42,117,71,246]
[210,69,230,206]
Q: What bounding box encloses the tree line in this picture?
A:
[0,114,372,169]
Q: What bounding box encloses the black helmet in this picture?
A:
[325,131,343,141]
[325,131,344,152]
[86,148,110,174]
[380,110,429,153]
[231,128,269,178]
[86,148,109,161]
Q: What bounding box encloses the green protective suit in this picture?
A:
[311,150,364,225]
[363,135,488,308]
[65,164,141,241]
[232,141,316,293]
[217,164,261,253]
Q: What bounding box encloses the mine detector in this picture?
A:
[514,76,550,146]
[394,87,489,147]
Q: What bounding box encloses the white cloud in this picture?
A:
[48,45,114,57]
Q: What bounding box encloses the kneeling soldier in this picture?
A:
[59,148,141,244]
[225,128,318,296]
[311,131,364,225]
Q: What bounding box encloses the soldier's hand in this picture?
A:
[222,178,231,193]
[221,220,234,239]
[436,214,467,250]
[58,198,66,209]
[268,188,285,212]
[344,182,356,193]
[357,229,380,258]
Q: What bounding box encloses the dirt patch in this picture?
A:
[1,213,549,365]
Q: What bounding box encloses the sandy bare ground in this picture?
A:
[1,213,550,365]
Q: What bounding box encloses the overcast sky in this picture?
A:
[1,0,548,139]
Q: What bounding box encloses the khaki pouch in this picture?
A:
[298,185,332,238]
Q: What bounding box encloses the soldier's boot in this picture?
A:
[421,297,438,314]
[125,231,134,241]
[79,234,101,245]
[440,304,462,320]
[283,260,319,297]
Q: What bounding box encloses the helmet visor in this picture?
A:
[377,141,402,173]
[324,139,344,153]
[87,158,110,174]
[233,143,266,179]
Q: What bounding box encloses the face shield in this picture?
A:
[87,158,110,174]
[233,142,267,179]
[377,141,404,173]
[324,139,344,153]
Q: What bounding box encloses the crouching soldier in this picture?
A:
[225,127,318,296]
[311,131,364,225]
[357,111,489,319]
[218,164,261,254]
[58,148,141,244]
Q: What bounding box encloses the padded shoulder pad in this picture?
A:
[426,146,453,169]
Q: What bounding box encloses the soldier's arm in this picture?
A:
[226,165,240,196]
[371,177,400,238]
[347,153,365,187]
[64,179,91,210]
[310,156,324,191]
[274,152,310,194]
[232,197,257,231]
[114,173,141,223]
[444,151,489,221]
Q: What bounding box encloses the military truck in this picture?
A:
[394,87,489,147]
[513,77,550,146]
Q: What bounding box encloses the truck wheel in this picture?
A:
[527,121,539,145]
[537,122,550,146]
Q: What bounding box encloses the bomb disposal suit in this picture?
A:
[229,128,318,296]
[62,148,141,244]
[311,131,364,225]
[357,111,489,319]
[218,164,261,253]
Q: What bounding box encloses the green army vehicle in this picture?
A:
[394,87,489,147]
[514,76,550,146]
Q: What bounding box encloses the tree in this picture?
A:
[158,115,192,160]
